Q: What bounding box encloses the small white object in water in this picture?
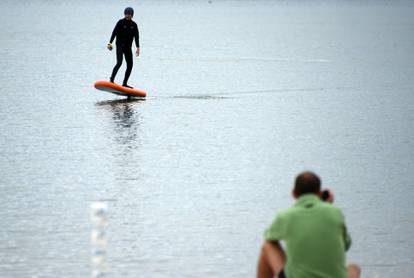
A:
[90,201,108,278]
[90,202,108,227]
[91,229,107,247]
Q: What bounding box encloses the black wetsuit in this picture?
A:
[109,18,140,85]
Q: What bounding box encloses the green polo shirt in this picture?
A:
[264,194,351,278]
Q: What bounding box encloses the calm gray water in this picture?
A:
[1,0,413,277]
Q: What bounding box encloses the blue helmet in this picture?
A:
[124,7,134,16]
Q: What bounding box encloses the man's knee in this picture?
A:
[261,241,285,273]
[347,263,361,278]
[261,241,278,256]
[126,59,133,69]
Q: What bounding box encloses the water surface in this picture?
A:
[0,0,413,277]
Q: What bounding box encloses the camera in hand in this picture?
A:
[321,190,330,201]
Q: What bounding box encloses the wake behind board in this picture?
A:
[94,81,146,98]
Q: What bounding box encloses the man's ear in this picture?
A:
[292,189,298,199]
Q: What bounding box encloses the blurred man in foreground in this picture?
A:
[257,172,361,278]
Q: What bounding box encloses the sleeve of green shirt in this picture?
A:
[264,212,286,241]
[340,211,352,251]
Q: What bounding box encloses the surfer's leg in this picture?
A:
[123,48,133,86]
[110,46,123,82]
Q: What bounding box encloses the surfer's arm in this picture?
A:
[109,21,120,44]
[134,24,140,48]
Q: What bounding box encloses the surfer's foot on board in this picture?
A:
[123,84,133,89]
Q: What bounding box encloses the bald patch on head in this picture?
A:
[294,171,321,197]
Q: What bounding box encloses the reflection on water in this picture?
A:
[96,99,144,150]
[95,98,146,188]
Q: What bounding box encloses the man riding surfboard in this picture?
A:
[107,7,140,88]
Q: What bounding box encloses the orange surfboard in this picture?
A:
[94,81,146,98]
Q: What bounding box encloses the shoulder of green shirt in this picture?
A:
[263,208,291,241]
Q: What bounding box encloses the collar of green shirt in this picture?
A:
[294,194,321,207]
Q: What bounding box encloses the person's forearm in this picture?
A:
[135,29,139,48]
[109,31,116,43]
